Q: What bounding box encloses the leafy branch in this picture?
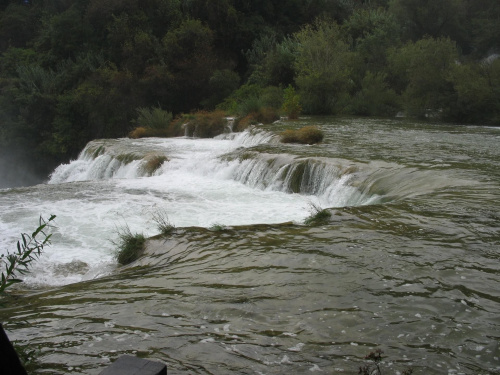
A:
[0,215,56,294]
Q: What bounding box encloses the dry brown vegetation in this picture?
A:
[280,126,324,144]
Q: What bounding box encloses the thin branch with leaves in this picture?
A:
[0,215,56,294]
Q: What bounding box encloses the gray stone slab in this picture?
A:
[99,355,166,375]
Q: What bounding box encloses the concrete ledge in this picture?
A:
[99,355,166,375]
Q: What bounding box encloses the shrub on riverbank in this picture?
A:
[166,110,228,138]
[130,110,229,139]
[187,110,227,138]
[235,107,280,131]
[281,126,324,145]
[129,106,174,138]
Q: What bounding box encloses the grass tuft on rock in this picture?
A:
[209,223,226,232]
[114,226,146,265]
[152,209,175,237]
[304,203,332,225]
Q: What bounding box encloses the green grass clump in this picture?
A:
[114,226,146,265]
[304,203,331,225]
[151,209,175,236]
[209,223,226,232]
[281,126,324,145]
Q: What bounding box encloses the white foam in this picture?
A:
[1,130,377,287]
[0,132,315,287]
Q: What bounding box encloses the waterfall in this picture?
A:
[47,128,378,208]
[225,153,377,207]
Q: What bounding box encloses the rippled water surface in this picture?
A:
[0,118,499,374]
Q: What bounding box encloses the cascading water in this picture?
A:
[1,127,377,287]
[1,124,475,287]
[1,118,499,375]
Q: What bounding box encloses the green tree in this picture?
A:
[469,0,500,57]
[344,8,401,71]
[34,4,95,62]
[0,3,38,51]
[447,59,500,124]
[202,69,240,109]
[282,84,302,119]
[294,18,355,114]
[161,19,218,112]
[388,37,458,118]
[388,0,469,52]
[350,71,399,116]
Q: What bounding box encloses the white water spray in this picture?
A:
[1,129,375,287]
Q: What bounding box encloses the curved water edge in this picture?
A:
[0,118,499,374]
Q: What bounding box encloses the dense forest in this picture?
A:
[0,0,499,186]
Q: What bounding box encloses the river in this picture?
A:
[0,117,499,374]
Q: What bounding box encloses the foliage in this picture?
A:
[350,71,399,116]
[209,223,226,232]
[113,226,146,266]
[235,106,280,131]
[245,34,298,87]
[303,203,331,225]
[184,110,228,138]
[293,18,355,114]
[151,209,175,237]
[388,37,458,118]
[129,106,174,138]
[161,18,219,113]
[447,59,500,124]
[1,0,500,186]
[282,85,302,119]
[389,0,468,51]
[344,7,401,76]
[281,126,324,145]
[0,215,56,294]
[13,342,42,373]
[202,69,241,109]
[135,106,173,130]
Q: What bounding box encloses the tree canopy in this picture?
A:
[0,0,499,186]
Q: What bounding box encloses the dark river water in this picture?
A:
[0,117,499,374]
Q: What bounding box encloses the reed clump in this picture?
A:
[151,209,175,237]
[114,226,146,265]
[281,126,324,145]
[304,203,331,225]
